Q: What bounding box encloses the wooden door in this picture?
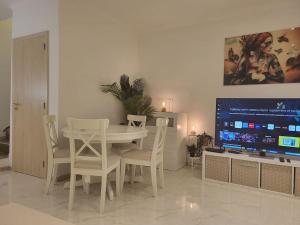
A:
[12,32,48,178]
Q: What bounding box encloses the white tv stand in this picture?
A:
[202,150,300,196]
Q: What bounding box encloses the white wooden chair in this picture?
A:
[43,115,70,194]
[120,118,168,197]
[67,118,120,214]
[113,115,146,183]
[113,114,147,153]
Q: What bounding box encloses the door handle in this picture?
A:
[13,102,20,110]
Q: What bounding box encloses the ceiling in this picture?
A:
[0,0,18,19]
[94,0,298,33]
[0,0,299,32]
[0,3,11,20]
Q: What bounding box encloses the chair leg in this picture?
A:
[83,178,87,193]
[131,165,136,184]
[83,176,91,194]
[159,162,165,189]
[150,165,158,197]
[50,164,58,190]
[100,175,107,214]
[116,165,120,197]
[120,160,126,193]
[45,161,54,194]
[106,174,114,200]
[68,173,76,210]
[140,166,144,177]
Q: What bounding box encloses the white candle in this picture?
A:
[192,125,196,132]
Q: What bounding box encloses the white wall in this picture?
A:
[0,18,11,135]
[9,0,300,139]
[12,0,59,118]
[139,1,300,136]
[59,0,139,130]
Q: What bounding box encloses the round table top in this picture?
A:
[62,125,148,143]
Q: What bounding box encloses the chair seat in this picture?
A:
[122,149,152,161]
[75,154,121,171]
[112,143,138,155]
[54,148,70,159]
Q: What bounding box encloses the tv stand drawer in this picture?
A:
[205,155,229,182]
[261,163,292,194]
[231,159,259,188]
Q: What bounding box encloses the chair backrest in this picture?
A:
[151,118,169,160]
[67,118,109,170]
[43,115,59,161]
[127,114,147,148]
[127,114,147,128]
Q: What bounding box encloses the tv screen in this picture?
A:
[215,98,300,156]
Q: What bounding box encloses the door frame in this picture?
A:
[10,31,49,177]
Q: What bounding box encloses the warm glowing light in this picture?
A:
[291,27,295,30]
[192,125,196,132]
[191,125,197,135]
[189,202,199,209]
[162,101,166,107]
[177,124,181,130]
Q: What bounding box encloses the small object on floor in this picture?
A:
[279,157,285,162]
[228,149,241,154]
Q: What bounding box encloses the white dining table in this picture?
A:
[62,125,148,143]
[62,125,148,200]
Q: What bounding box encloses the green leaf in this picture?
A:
[100,74,155,119]
[123,95,155,119]
[100,82,122,100]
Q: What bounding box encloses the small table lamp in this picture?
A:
[161,101,166,112]
[191,125,196,135]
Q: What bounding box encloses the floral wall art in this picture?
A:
[224,27,300,85]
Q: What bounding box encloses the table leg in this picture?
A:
[107,175,114,201]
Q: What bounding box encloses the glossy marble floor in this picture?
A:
[1,167,300,225]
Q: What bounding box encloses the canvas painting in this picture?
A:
[224,27,300,85]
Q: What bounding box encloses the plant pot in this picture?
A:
[190,152,195,157]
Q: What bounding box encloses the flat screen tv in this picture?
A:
[215,98,300,156]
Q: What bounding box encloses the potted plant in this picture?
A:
[196,132,213,154]
[101,74,155,122]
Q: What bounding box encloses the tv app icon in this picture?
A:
[248,123,254,129]
[267,124,275,130]
[242,122,248,128]
[255,124,261,129]
[234,121,243,129]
